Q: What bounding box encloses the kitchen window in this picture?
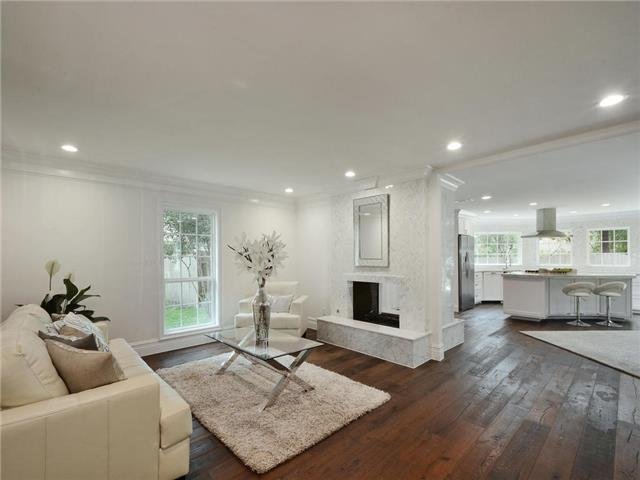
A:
[588,228,630,266]
[538,234,572,266]
[162,208,218,334]
[474,233,522,266]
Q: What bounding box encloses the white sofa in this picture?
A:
[0,305,192,480]
[234,281,309,337]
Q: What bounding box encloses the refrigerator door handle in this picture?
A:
[464,252,470,278]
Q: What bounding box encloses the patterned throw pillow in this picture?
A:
[52,312,110,352]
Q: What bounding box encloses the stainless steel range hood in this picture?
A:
[521,208,567,239]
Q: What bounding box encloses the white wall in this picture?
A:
[470,210,640,275]
[295,200,332,325]
[1,169,299,347]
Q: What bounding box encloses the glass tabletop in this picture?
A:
[204,328,323,360]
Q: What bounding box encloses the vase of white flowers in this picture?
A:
[228,232,287,342]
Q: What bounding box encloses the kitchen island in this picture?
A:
[502,272,636,322]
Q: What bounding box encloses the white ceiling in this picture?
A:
[454,131,640,219]
[2,2,639,197]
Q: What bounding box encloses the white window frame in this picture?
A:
[474,232,523,266]
[537,232,572,267]
[587,227,631,267]
[160,204,221,338]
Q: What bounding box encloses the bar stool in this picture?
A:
[595,281,627,328]
[562,282,596,327]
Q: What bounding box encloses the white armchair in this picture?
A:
[234,281,309,337]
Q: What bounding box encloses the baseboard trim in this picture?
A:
[132,333,215,357]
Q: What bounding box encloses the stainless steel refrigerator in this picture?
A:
[458,234,475,311]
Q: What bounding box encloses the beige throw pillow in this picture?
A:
[45,340,125,393]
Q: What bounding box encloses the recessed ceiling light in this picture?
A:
[570,210,578,214]
[483,210,491,214]
[601,203,611,207]
[344,170,356,178]
[61,144,78,153]
[598,94,626,108]
[529,202,538,206]
[249,198,260,203]
[513,214,519,217]
[284,188,294,194]
[481,195,492,200]
[447,141,462,151]
[384,184,394,189]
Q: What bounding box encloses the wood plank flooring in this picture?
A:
[144,305,640,480]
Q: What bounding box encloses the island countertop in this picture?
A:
[502,271,636,279]
[502,272,634,321]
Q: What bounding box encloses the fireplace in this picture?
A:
[352,281,400,328]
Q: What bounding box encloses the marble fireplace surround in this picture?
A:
[317,272,431,368]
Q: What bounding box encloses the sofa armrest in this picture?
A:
[238,297,253,314]
[94,320,110,342]
[0,374,160,480]
[290,295,309,331]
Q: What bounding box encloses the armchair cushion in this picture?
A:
[271,294,294,313]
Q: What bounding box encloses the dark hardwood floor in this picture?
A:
[144,305,640,480]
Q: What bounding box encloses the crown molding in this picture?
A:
[472,208,640,224]
[437,120,640,174]
[1,147,296,210]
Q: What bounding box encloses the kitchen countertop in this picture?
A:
[502,271,637,279]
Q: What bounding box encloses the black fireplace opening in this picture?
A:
[352,281,400,328]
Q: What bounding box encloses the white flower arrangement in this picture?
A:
[227,231,288,287]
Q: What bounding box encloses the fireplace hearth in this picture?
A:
[353,281,399,328]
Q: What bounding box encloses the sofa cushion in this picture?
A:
[234,312,301,329]
[1,306,69,408]
[2,304,52,332]
[45,340,125,393]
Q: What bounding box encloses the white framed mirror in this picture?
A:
[354,194,389,267]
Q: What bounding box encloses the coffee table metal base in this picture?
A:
[216,348,315,411]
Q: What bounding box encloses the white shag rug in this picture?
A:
[521,330,640,378]
[157,353,390,473]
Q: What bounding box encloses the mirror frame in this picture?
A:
[353,194,389,267]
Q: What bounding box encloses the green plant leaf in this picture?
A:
[63,278,79,301]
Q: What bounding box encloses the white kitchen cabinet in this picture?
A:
[482,272,503,302]
[548,278,574,316]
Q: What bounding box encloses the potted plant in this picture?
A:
[38,259,110,322]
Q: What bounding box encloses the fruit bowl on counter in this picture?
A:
[523,268,575,274]
[540,267,575,274]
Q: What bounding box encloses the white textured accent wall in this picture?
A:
[328,179,429,332]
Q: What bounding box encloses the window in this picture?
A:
[538,234,572,266]
[588,228,630,266]
[474,233,522,265]
[163,209,217,334]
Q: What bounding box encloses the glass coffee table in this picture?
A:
[204,328,323,411]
